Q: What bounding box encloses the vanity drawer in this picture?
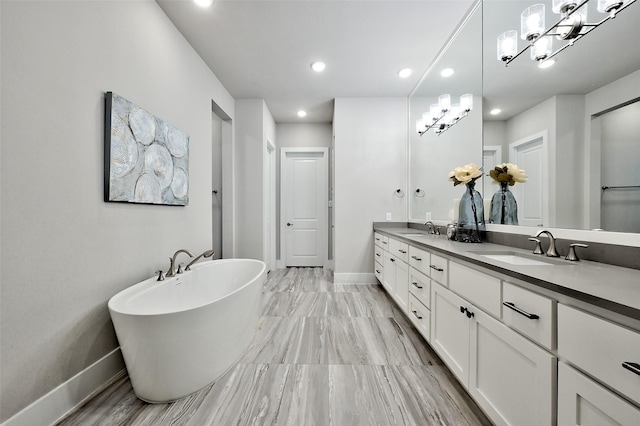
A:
[374,245,384,263]
[429,253,448,285]
[374,233,388,249]
[409,294,430,341]
[558,304,640,405]
[449,262,501,317]
[503,282,556,350]
[374,261,383,283]
[409,246,431,276]
[409,268,430,309]
[388,238,409,263]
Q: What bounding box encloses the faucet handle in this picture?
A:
[528,237,544,255]
[155,270,165,281]
[566,243,589,261]
[177,263,185,274]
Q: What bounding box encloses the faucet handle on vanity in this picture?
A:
[155,270,165,281]
[177,263,185,274]
[565,243,589,262]
[528,238,544,255]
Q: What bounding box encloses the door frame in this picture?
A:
[264,140,277,272]
[279,147,329,268]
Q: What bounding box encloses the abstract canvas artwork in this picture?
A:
[104,92,189,206]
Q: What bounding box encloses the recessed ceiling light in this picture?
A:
[397,68,412,79]
[193,0,213,8]
[310,61,326,72]
[297,110,307,118]
[538,58,556,69]
[490,108,502,115]
[441,68,455,77]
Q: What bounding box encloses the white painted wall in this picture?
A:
[333,98,407,282]
[234,99,275,261]
[0,1,233,421]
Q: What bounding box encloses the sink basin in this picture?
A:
[468,251,568,266]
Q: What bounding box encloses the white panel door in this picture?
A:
[510,133,548,227]
[282,148,327,267]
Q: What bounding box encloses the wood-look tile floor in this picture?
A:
[57,268,492,426]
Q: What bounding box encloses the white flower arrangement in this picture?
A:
[448,163,483,186]
[489,163,527,186]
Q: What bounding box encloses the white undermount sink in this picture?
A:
[469,251,568,266]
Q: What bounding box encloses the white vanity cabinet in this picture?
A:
[376,236,409,314]
[558,303,640,422]
[432,269,556,426]
[558,361,640,425]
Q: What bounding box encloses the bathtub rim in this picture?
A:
[108,258,266,317]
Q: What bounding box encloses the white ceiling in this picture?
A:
[157,0,476,123]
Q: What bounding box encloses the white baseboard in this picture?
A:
[334,272,377,284]
[2,348,125,426]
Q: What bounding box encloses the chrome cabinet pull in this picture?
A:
[411,255,422,261]
[622,362,640,376]
[430,265,444,272]
[390,258,395,262]
[412,310,423,320]
[459,306,474,318]
[503,302,539,320]
[411,281,423,289]
[399,249,407,254]
[375,269,381,274]
[376,253,381,257]
[382,241,388,245]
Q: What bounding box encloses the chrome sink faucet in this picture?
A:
[534,230,560,257]
[424,221,436,234]
[185,249,215,270]
[166,249,194,277]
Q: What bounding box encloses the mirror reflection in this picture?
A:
[482,0,640,232]
[409,0,640,235]
[410,4,483,223]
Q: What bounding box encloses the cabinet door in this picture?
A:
[558,362,640,426]
[394,258,409,314]
[382,252,395,294]
[469,307,556,426]
[431,282,471,387]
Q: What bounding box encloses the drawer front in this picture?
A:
[409,268,431,309]
[374,232,388,249]
[558,304,640,405]
[503,282,556,350]
[388,238,409,263]
[429,253,448,285]
[374,245,384,263]
[409,294,430,341]
[449,262,501,317]
[408,246,431,276]
[374,261,383,283]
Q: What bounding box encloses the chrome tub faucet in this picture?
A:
[166,249,195,277]
[186,249,215,270]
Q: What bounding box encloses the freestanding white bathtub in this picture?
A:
[108,258,266,403]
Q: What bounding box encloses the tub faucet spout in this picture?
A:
[186,250,215,271]
[166,249,194,277]
[534,230,560,257]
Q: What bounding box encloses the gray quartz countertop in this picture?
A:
[374,226,640,320]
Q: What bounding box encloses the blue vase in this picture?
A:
[490,182,519,225]
[456,181,484,243]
